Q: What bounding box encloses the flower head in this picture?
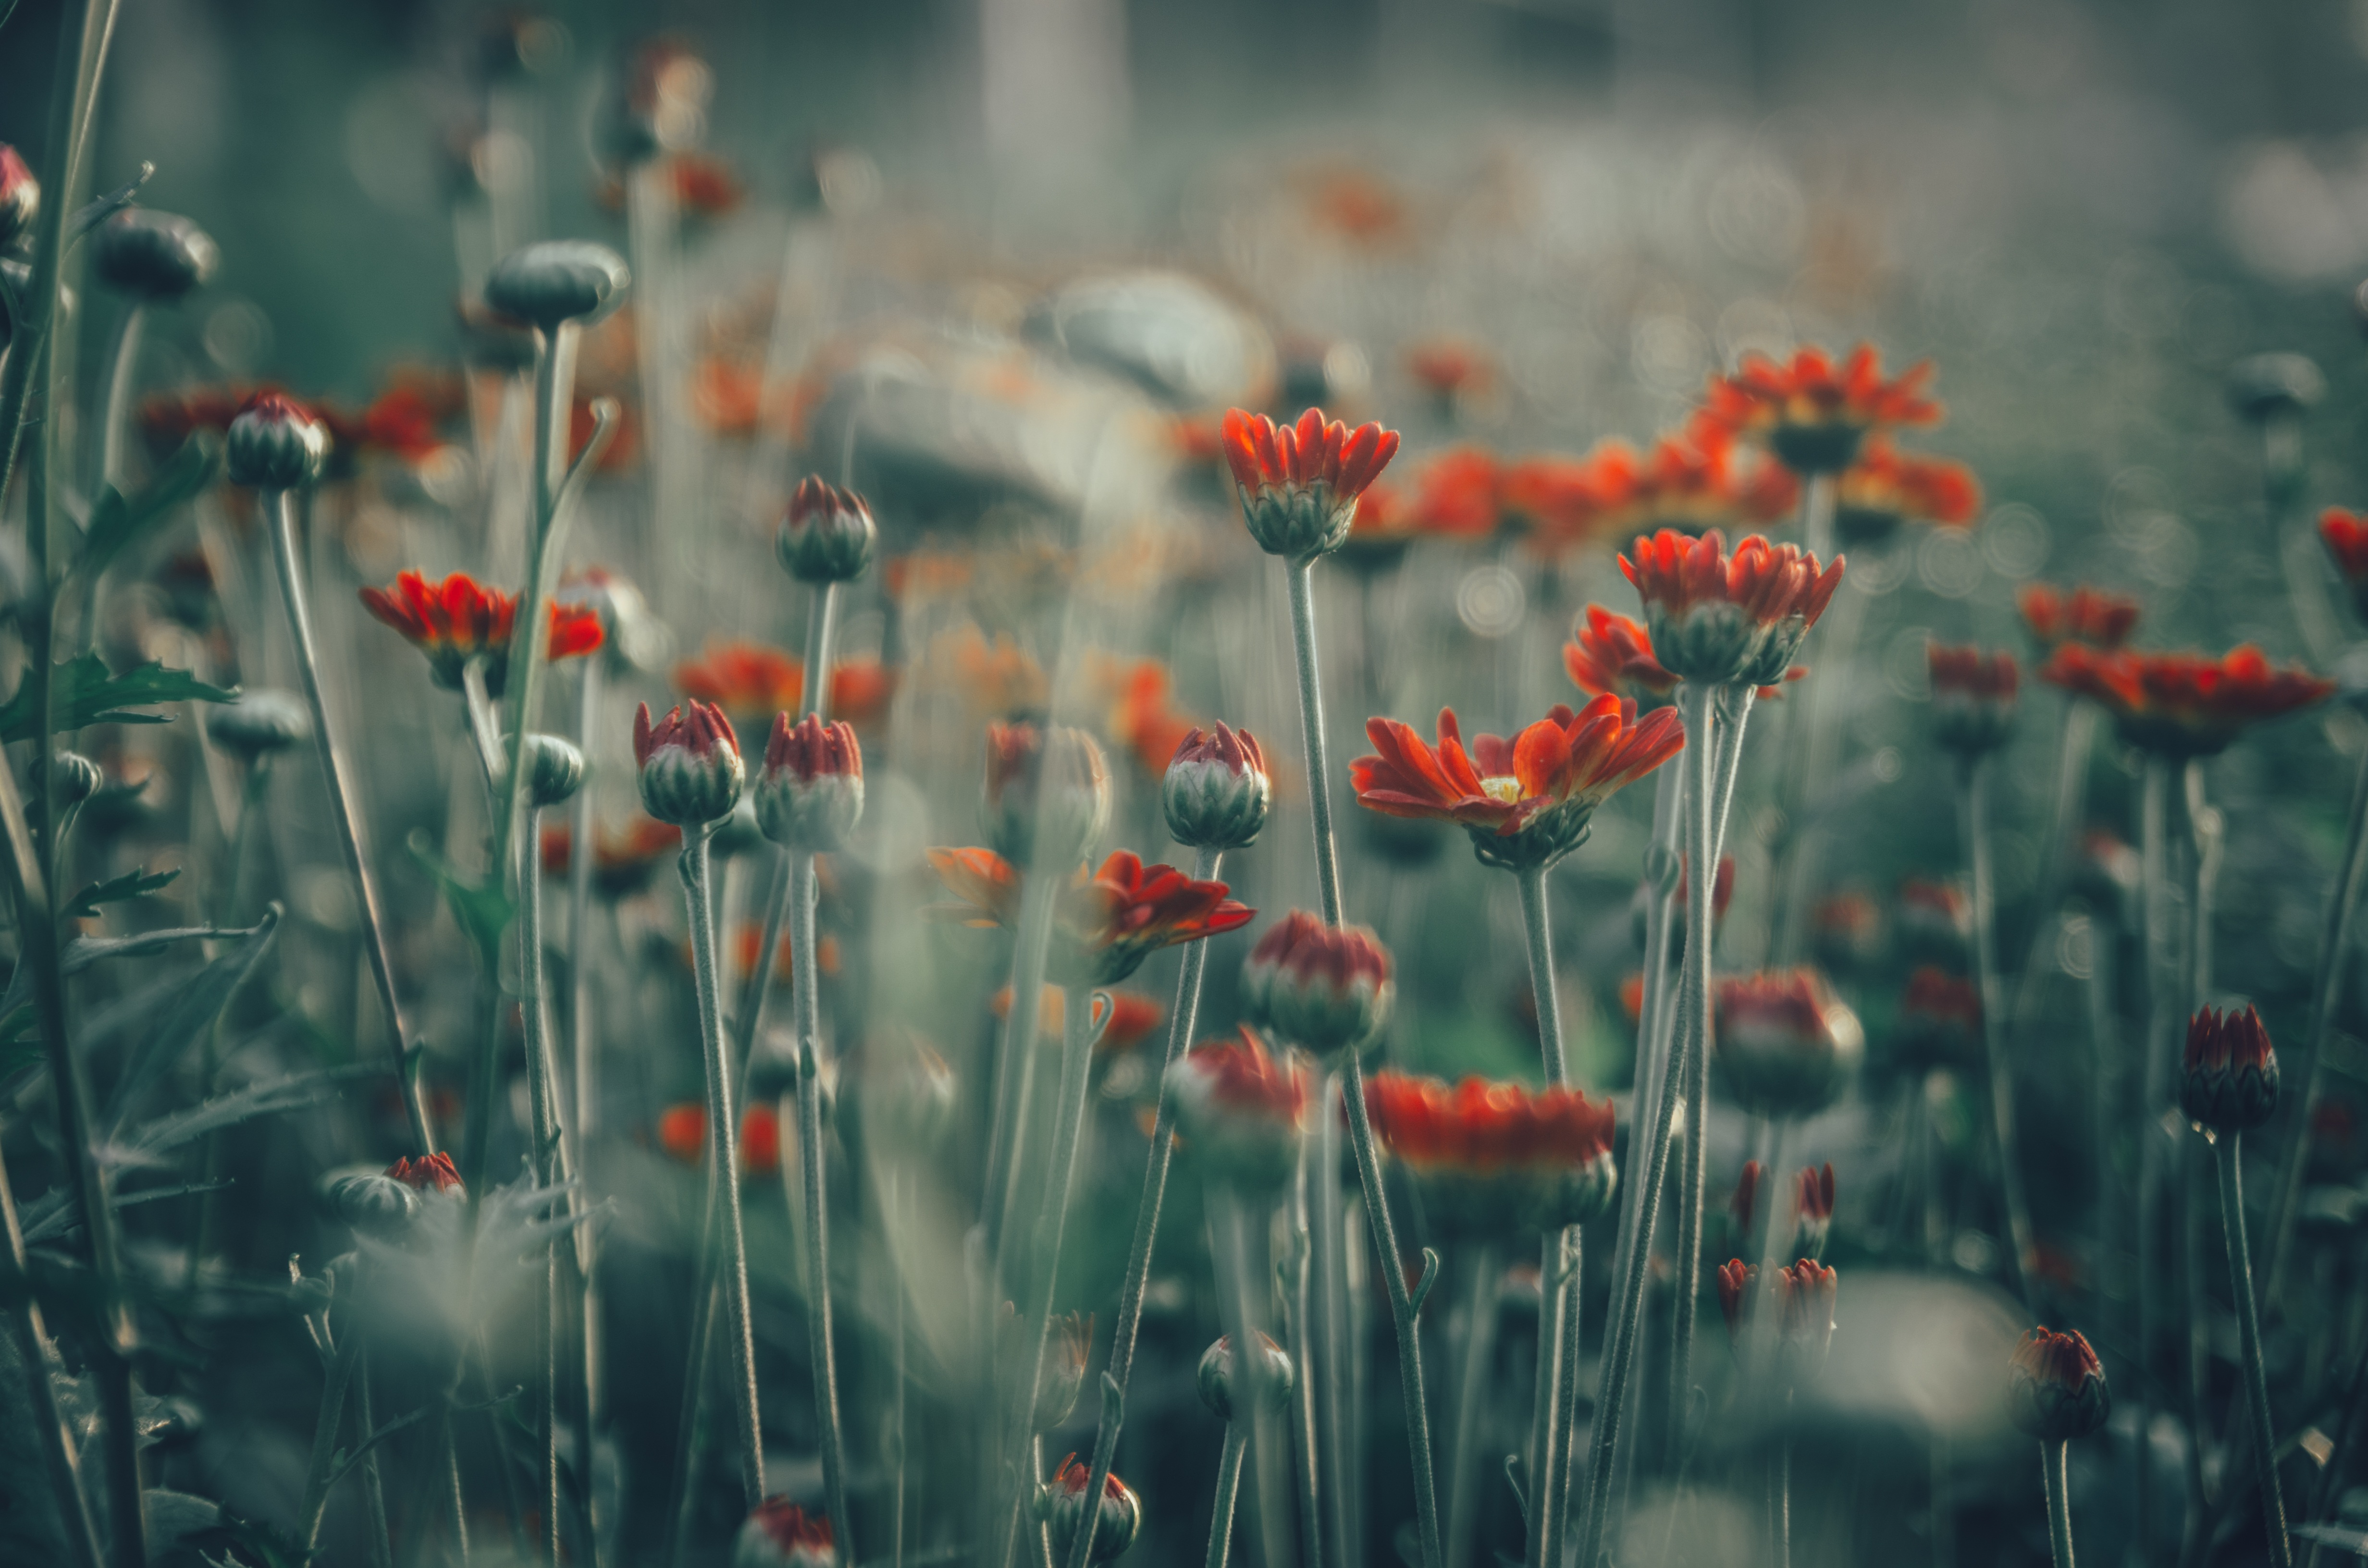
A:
[1792,1164,1836,1262]
[0,145,36,248]
[732,1498,836,1568]
[360,571,604,693]
[1037,1454,1143,1564]
[226,391,331,490]
[1239,911,1394,1060]
[2181,1004,2280,1134]
[779,476,877,584]
[634,700,744,826]
[1896,878,1971,964]
[675,641,893,733]
[1166,1027,1311,1197]
[928,847,1253,988]
[1162,723,1271,851]
[206,689,312,761]
[2322,509,2368,620]
[1539,422,1800,550]
[1700,344,1941,474]
[2018,583,2141,651]
[1716,1259,1758,1345]
[1363,1071,1618,1238]
[1222,406,1402,560]
[1565,605,1682,710]
[1927,645,2019,756]
[1833,438,1981,547]
[1199,1331,1296,1422]
[1619,529,1845,688]
[386,1152,464,1195]
[539,818,681,897]
[1811,890,1885,975]
[2008,1327,2109,1442]
[2039,644,2333,757]
[1352,698,1684,872]
[91,208,218,302]
[983,722,1111,870]
[483,239,631,330]
[756,714,864,852]
[1713,968,1865,1118]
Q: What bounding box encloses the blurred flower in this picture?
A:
[1700,343,1941,475]
[1403,447,1502,539]
[359,571,604,693]
[1776,1259,1838,1369]
[597,149,743,218]
[1791,1164,1836,1261]
[658,1101,781,1176]
[2228,352,2325,423]
[860,1034,958,1146]
[0,145,35,248]
[1712,968,1864,1118]
[2182,1004,2280,1134]
[1927,645,2019,756]
[319,370,470,468]
[991,985,1164,1055]
[387,1152,465,1194]
[92,208,218,302]
[1239,910,1394,1060]
[1223,407,1401,560]
[1163,723,1271,851]
[1404,337,1496,406]
[2039,644,2333,756]
[1000,1308,1092,1432]
[1363,1071,1618,1238]
[1302,165,1408,245]
[2008,1327,2110,1442]
[1166,1026,1310,1197]
[1811,890,1885,974]
[1352,696,1684,871]
[1730,1161,1765,1248]
[1565,605,1681,710]
[926,847,1254,987]
[226,391,330,490]
[1096,658,1200,783]
[732,1497,835,1568]
[484,239,631,331]
[2321,508,2368,619]
[931,626,1048,717]
[205,689,312,761]
[1497,454,1599,555]
[1199,1331,1295,1421]
[1619,528,1845,688]
[1037,1453,1142,1564]
[2018,583,2141,651]
[1716,1259,1758,1345]
[887,550,977,605]
[674,641,894,734]
[691,357,768,437]
[983,722,1110,870]
[778,476,877,585]
[634,699,744,826]
[1547,421,1799,550]
[1834,437,1982,548]
[539,818,681,897]
[756,714,864,852]
[1897,966,1983,1069]
[1895,879,1971,964]
[683,924,842,990]
[2073,828,2142,913]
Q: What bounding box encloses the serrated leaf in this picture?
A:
[61,864,178,921]
[406,829,513,966]
[0,654,237,743]
[75,433,221,583]
[127,1064,386,1157]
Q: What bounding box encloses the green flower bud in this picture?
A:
[91,208,218,302]
[777,476,877,584]
[484,240,630,330]
[225,392,330,490]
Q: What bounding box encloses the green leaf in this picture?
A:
[0,653,236,742]
[127,1064,386,1157]
[61,865,178,921]
[74,432,221,583]
[102,906,280,1139]
[406,829,513,967]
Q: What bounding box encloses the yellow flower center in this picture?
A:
[1480,776,1525,805]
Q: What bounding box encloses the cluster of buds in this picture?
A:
[731,1498,836,1568]
[756,714,864,851]
[1221,407,1402,561]
[1619,529,1845,690]
[1166,1027,1311,1197]
[778,476,877,584]
[1926,644,2018,757]
[226,391,331,490]
[1161,723,1271,851]
[1198,1331,1295,1422]
[984,722,1110,870]
[1716,1257,1839,1377]
[1712,969,1865,1119]
[635,700,745,826]
[2181,1005,2280,1135]
[1240,910,1394,1060]
[1363,1071,1618,1239]
[1037,1454,1143,1563]
[2008,1327,2110,1442]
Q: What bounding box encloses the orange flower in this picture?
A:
[1564,605,1681,710]
[538,818,682,897]
[1701,344,1941,474]
[1222,407,1402,560]
[1834,437,1981,546]
[927,847,1254,987]
[1405,338,1495,404]
[939,626,1048,717]
[2018,583,2140,651]
[1096,657,1199,780]
[359,570,604,692]
[2323,508,2368,618]
[1618,528,1844,687]
[2039,644,2333,756]
[1926,645,2019,756]
[320,370,469,466]
[1352,696,1684,870]
[657,1102,781,1176]
[1536,421,1799,549]
[1406,447,1501,539]
[690,357,766,437]
[1498,455,1602,554]
[991,985,1165,1055]
[1364,1071,1618,1237]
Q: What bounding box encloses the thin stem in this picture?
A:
[1211,1191,1289,1568]
[2008,700,2099,1044]
[1062,847,1223,1568]
[92,300,142,497]
[566,655,606,1506]
[984,873,1061,1265]
[664,1270,722,1568]
[521,805,561,1563]
[792,845,854,1550]
[890,1168,910,1568]
[1314,1083,1353,1568]
[1287,558,1344,926]
[297,1328,365,1547]
[1959,755,2036,1309]
[2217,1133,2293,1567]
[266,487,430,1153]
[1446,1248,1500,1568]
[1777,1391,1795,1568]
[1295,1105,1330,1568]
[1205,1424,1251,1568]
[1516,864,1572,1568]
[682,829,765,1507]
[460,656,507,785]
[2042,1440,2076,1568]
[354,1357,395,1568]
[2133,756,2174,1552]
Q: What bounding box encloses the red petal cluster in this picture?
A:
[1837,436,1982,526]
[1221,407,1399,504]
[1700,344,1941,439]
[1181,1025,1310,1120]
[2323,508,2368,587]
[744,1498,834,1555]
[2039,644,2333,753]
[385,1152,463,1192]
[1564,606,1681,706]
[766,713,862,782]
[2183,1004,2276,1079]
[925,848,1254,984]
[1902,966,1982,1031]
[360,570,603,674]
[1928,645,2019,702]
[2018,583,2141,650]
[1350,697,1684,836]
[1362,1071,1616,1173]
[1619,529,1844,630]
[635,699,740,764]
[2011,1326,2104,1393]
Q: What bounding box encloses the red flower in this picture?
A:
[359,570,604,692]
[2008,1327,2109,1442]
[538,818,682,897]
[1565,605,1681,710]
[1406,448,1502,538]
[385,1152,464,1193]
[1364,1070,1619,1238]
[1222,406,1402,560]
[1927,644,2019,755]
[2039,644,2333,756]
[1700,343,1942,473]
[1097,657,1201,782]
[2323,508,2368,618]
[1775,1259,1838,1362]
[657,1102,782,1176]
[1619,529,1844,687]
[2018,583,2140,651]
[1713,968,1864,1118]
[1405,337,1496,400]
[1791,1163,1836,1259]
[927,847,1253,987]
[1835,437,1981,546]
[674,640,894,734]
[1166,1025,1311,1195]
[1535,421,1800,550]
[1716,1258,1758,1343]
[2181,1004,2280,1133]
[1811,890,1884,972]
[1351,697,1684,870]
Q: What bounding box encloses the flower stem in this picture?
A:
[2006,700,2099,1046]
[2133,755,2175,1553]
[681,827,765,1507]
[1287,558,1345,926]
[1314,1086,1355,1568]
[1776,1390,1795,1568]
[984,871,1061,1265]
[1211,1188,1290,1568]
[1445,1247,1500,1568]
[792,845,854,1552]
[1516,863,1575,1568]
[1958,754,2036,1309]
[266,487,430,1153]
[91,299,143,499]
[2042,1439,2076,1568]
[1205,1422,1251,1568]
[460,656,507,784]
[1061,847,1223,1568]
[1295,1101,1332,1568]
[296,1325,364,1548]
[566,653,607,1502]
[2215,1132,2293,1568]
[520,802,563,1563]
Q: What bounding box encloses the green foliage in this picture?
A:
[73,432,221,583]
[406,828,514,967]
[0,653,236,742]
[60,864,178,921]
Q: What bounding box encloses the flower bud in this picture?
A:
[385,1152,465,1197]
[1927,645,2018,757]
[1775,1259,1837,1372]
[324,1170,420,1237]
[1790,1163,1836,1262]
[1166,1027,1310,1198]
[1896,966,1982,1072]
[1162,723,1270,850]
[1222,408,1401,561]
[1198,1331,1295,1422]
[983,722,1109,870]
[484,239,631,330]
[2008,1326,2109,1442]
[2227,352,2325,424]
[0,145,36,250]
[226,392,330,490]
[1037,1454,1142,1564]
[1716,1259,1757,1347]
[524,734,585,808]
[1729,1162,1764,1254]
[90,208,218,302]
[777,477,877,584]
[205,689,313,760]
[49,751,103,806]
[2181,1004,2280,1134]
[1239,910,1393,1061]
[1712,969,1864,1119]
[1895,879,1971,967]
[756,713,864,851]
[634,700,744,826]
[732,1498,836,1568]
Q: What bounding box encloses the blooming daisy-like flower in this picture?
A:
[1700,343,1942,474]
[1166,1025,1311,1196]
[2018,583,2141,651]
[926,847,1254,987]
[359,570,604,693]
[1619,529,1845,689]
[1221,406,1402,561]
[1362,1071,1618,1239]
[1712,968,1865,1118]
[1565,605,1682,710]
[2008,1327,2109,1442]
[1833,437,1982,547]
[2039,644,2334,757]
[1553,421,1801,547]
[2322,508,2368,620]
[1351,697,1684,871]
[2181,1004,2280,1134]
[1926,645,2019,756]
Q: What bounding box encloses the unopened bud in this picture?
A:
[1162,723,1270,850]
[49,751,103,805]
[91,208,218,302]
[756,713,863,851]
[206,689,313,761]
[778,477,877,584]
[484,239,630,331]
[634,700,743,826]
[525,734,585,808]
[983,722,1109,870]
[1239,910,1393,1061]
[0,146,36,250]
[226,392,331,490]
[1197,1331,1295,1421]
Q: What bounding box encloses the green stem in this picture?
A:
[1295,1108,1331,1568]
[2133,756,2173,1552]
[266,487,429,1153]
[297,1328,364,1547]
[792,846,853,1548]
[92,299,142,497]
[682,829,765,1506]
[734,578,839,1066]
[1314,1082,1354,1568]
[567,654,604,1436]
[1061,846,1223,1568]
[2007,699,2099,1046]
[2217,1133,2292,1566]
[460,656,507,784]
[1777,1398,1794,1568]
[1445,1248,1500,1568]
[1205,1423,1250,1568]
[1287,558,1344,925]
[1517,865,1573,1568]
[2042,1439,2076,1568]
[521,805,560,1563]
[1959,755,2036,1309]
[984,874,1061,1268]
[1211,1189,1289,1568]
[0,1138,102,1568]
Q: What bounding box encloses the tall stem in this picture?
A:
[735,579,841,1065]
[792,845,853,1548]
[1445,1248,1500,1568]
[0,1139,102,1568]
[92,301,143,497]
[1314,1082,1354,1568]
[1211,1190,1289,1568]
[682,829,765,1506]
[1062,846,1223,1568]
[1517,864,1574,1568]
[1959,755,2036,1308]
[1205,1424,1251,1568]
[2042,1440,2076,1568]
[984,874,1061,1263]
[1776,1390,1795,1568]
[2008,700,2099,1043]
[1294,1103,1330,1568]
[2134,757,2175,1553]
[521,806,561,1562]
[266,488,429,1152]
[296,1327,363,1548]
[567,657,606,1450]
[2216,1133,2293,1568]
[1287,559,1345,925]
